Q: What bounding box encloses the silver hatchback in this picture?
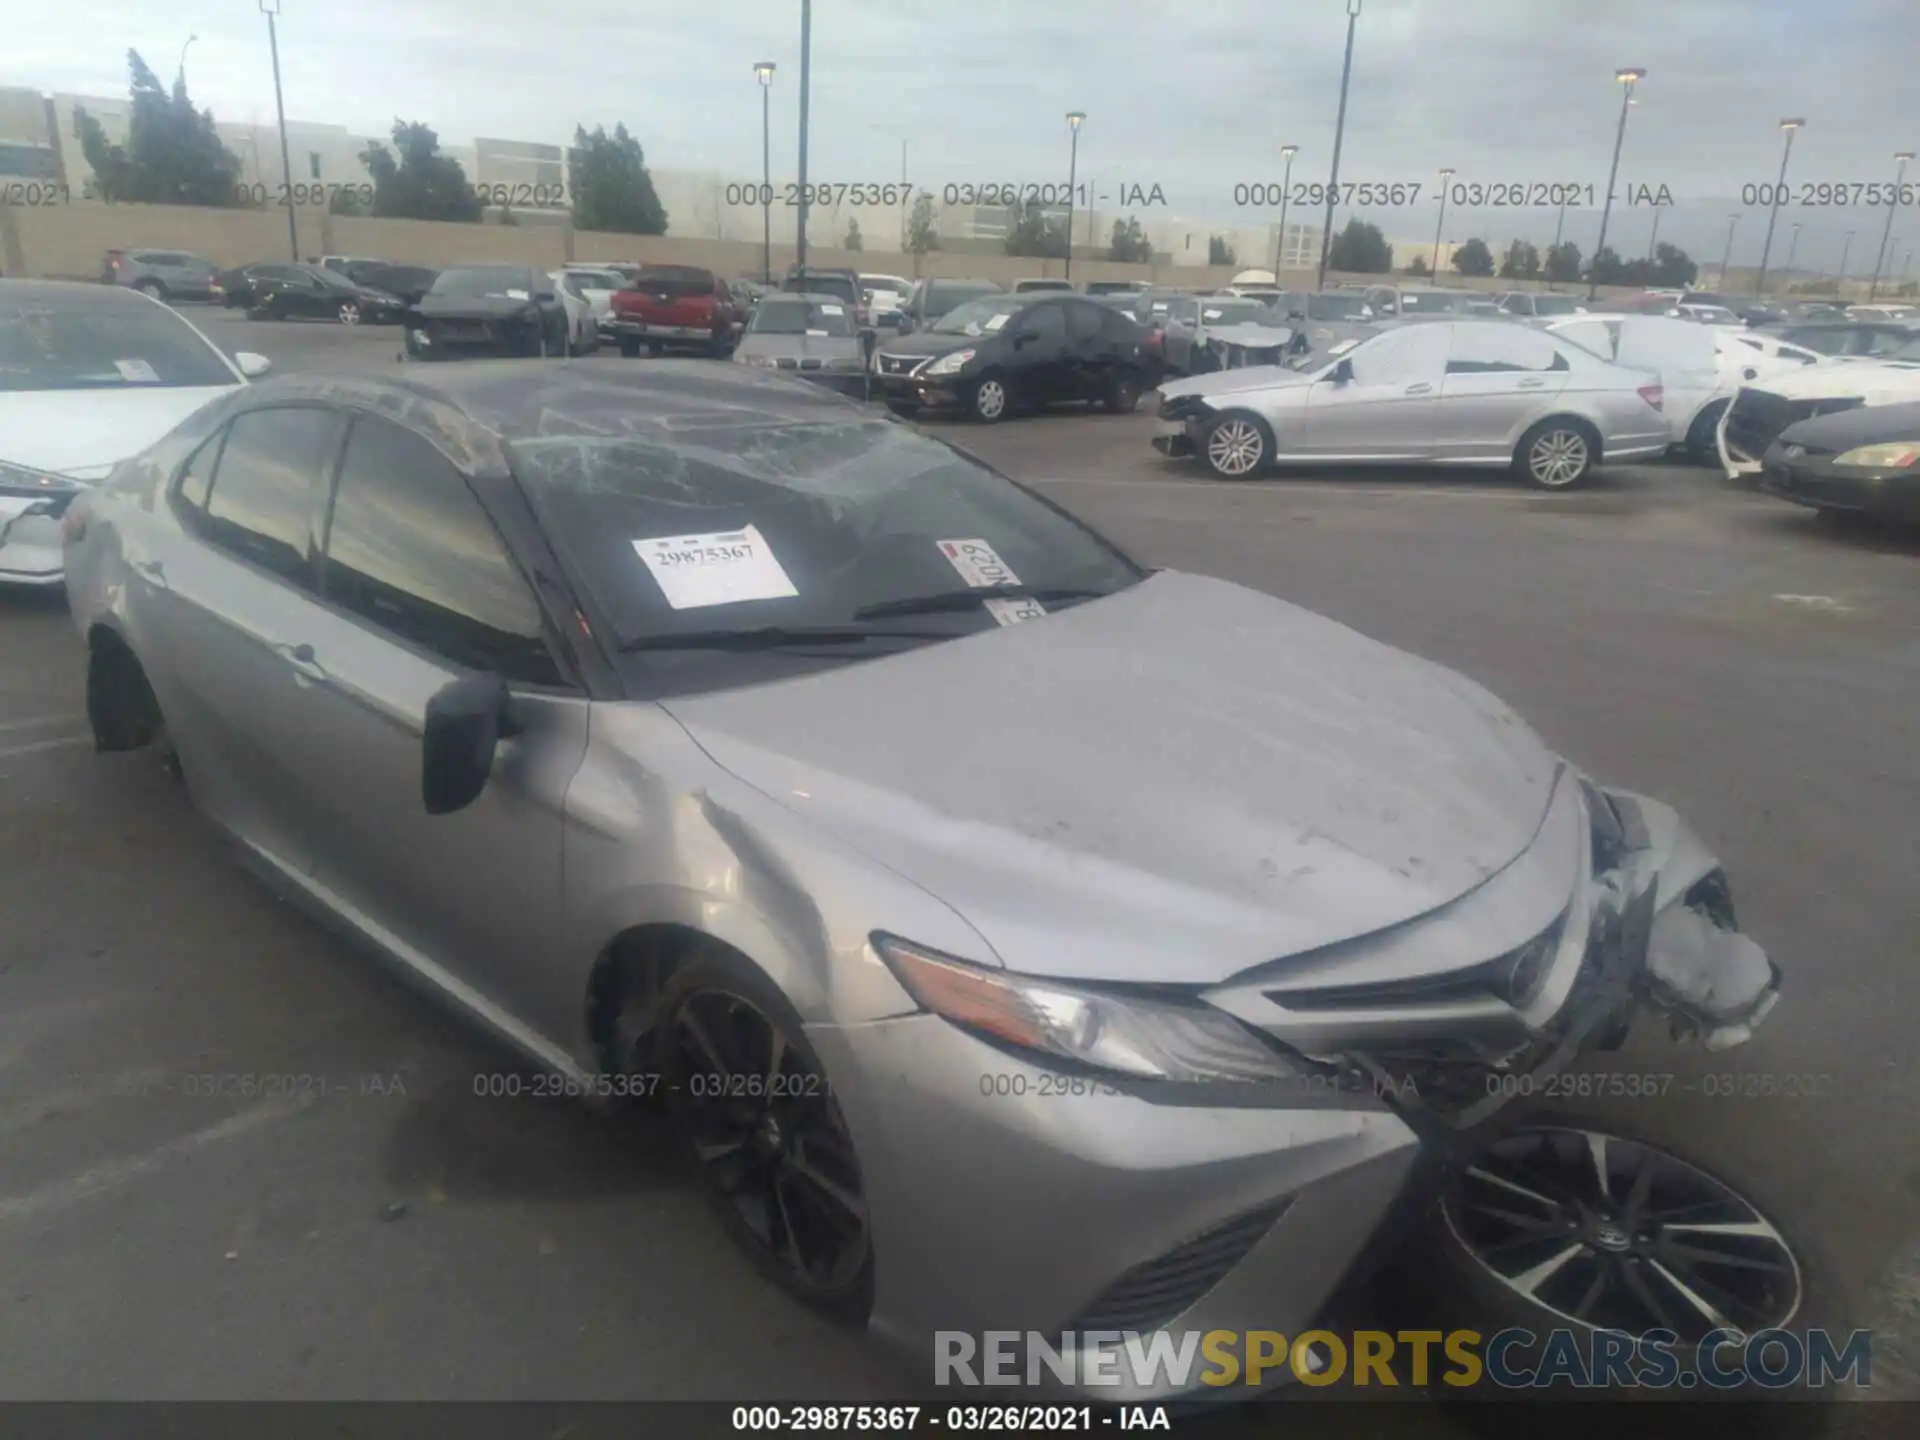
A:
[63,362,1788,1397]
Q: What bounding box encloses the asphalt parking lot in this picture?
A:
[3,305,1917,1403]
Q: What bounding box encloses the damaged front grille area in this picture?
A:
[1725,389,1864,461]
[1066,1199,1292,1335]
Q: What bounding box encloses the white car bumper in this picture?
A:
[0,502,66,586]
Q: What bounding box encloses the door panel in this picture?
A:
[1297,324,1450,457]
[1009,303,1070,403]
[1435,325,1573,459]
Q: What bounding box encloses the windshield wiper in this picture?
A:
[617,624,947,653]
[852,585,1115,620]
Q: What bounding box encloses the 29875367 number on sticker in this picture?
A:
[632,524,798,610]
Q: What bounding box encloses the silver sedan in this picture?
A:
[1154,319,1672,488]
[62,362,1787,1398]
[1161,296,1280,374]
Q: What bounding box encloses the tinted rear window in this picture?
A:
[635,267,717,297]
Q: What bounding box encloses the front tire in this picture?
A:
[1103,369,1143,414]
[337,301,361,326]
[132,279,165,300]
[1686,401,1728,465]
[1516,418,1596,490]
[618,336,641,359]
[968,372,1011,424]
[651,947,873,1323]
[1200,411,1273,479]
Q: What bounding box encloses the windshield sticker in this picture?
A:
[506,288,530,300]
[820,303,844,315]
[805,329,830,337]
[937,538,1021,589]
[983,313,1010,332]
[984,596,1047,627]
[114,358,160,383]
[632,524,798,609]
[1203,310,1223,320]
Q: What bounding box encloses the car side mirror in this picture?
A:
[1011,327,1039,346]
[1330,357,1355,383]
[234,352,272,378]
[422,672,518,816]
[536,291,557,303]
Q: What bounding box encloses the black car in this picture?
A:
[1760,399,1920,523]
[870,293,1157,423]
[354,263,441,307]
[405,266,571,361]
[242,264,408,326]
[214,262,301,308]
[899,278,1003,333]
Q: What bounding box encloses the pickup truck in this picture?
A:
[608,265,745,357]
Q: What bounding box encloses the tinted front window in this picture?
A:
[432,268,536,298]
[634,267,716,297]
[1020,304,1066,338]
[0,292,237,393]
[198,407,340,584]
[322,415,560,683]
[1529,295,1585,316]
[506,419,1140,660]
[749,297,856,336]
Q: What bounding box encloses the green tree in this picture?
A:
[1108,217,1152,263]
[360,121,482,222]
[1544,241,1582,283]
[1650,242,1698,287]
[1405,254,1431,277]
[843,218,863,251]
[1586,245,1630,285]
[568,123,667,235]
[75,50,242,206]
[1208,234,1236,266]
[1004,198,1066,258]
[1452,237,1495,277]
[906,193,940,254]
[1499,239,1542,280]
[1327,218,1392,273]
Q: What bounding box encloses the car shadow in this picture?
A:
[1741,504,1920,556]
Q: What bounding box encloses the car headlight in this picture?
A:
[1833,442,1920,468]
[874,935,1301,1083]
[922,348,975,377]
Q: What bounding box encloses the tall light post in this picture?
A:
[1646,203,1663,261]
[795,0,813,271]
[1867,150,1915,302]
[753,63,776,282]
[1064,111,1085,280]
[178,33,198,86]
[1719,212,1740,289]
[1272,144,1298,278]
[1547,193,1570,290]
[1781,220,1802,287]
[259,1,299,262]
[1430,167,1455,279]
[1837,229,1855,297]
[1588,66,1645,301]
[1316,0,1363,289]
[1754,118,1805,296]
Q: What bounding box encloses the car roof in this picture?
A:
[1,278,161,306]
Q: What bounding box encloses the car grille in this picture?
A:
[1723,389,1864,460]
[773,357,827,371]
[1066,1200,1292,1334]
[877,354,918,376]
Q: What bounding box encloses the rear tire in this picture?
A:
[1515,418,1596,490]
[337,301,362,326]
[132,279,165,300]
[1103,369,1143,414]
[1200,411,1273,479]
[618,336,640,359]
[1686,401,1728,465]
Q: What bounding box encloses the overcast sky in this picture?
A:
[7,0,1919,262]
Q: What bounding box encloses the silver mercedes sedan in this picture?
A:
[63,362,1788,1398]
[1154,318,1672,488]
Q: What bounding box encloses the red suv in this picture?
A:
[608,265,745,357]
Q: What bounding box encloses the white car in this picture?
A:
[1717,329,1920,479]
[1547,315,1825,461]
[562,266,629,338]
[1674,303,1746,331]
[1846,303,1918,322]
[1,281,269,586]
[548,271,601,355]
[860,273,912,328]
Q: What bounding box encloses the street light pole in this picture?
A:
[1646,204,1662,261]
[1430,167,1454,278]
[1547,195,1569,290]
[1867,150,1914,302]
[1065,111,1085,280]
[178,33,198,87]
[259,1,299,263]
[1782,221,1802,287]
[1588,66,1644,302]
[1837,229,1855,297]
[795,0,812,272]
[1719,213,1740,289]
[754,63,775,283]
[1272,144,1298,278]
[1316,0,1362,289]
[1754,119,1805,297]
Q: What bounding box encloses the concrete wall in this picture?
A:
[1,198,1653,298]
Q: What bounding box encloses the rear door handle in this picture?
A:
[131,558,169,589]
[275,641,328,684]
[1518,378,1547,389]
[1405,383,1434,394]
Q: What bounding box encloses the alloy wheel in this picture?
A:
[1207,418,1265,477]
[1528,429,1589,487]
[666,988,870,1295]
[1442,1125,1803,1345]
[973,378,1007,421]
[338,301,361,325]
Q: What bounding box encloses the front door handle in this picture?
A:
[275,641,328,684]
[1518,378,1546,389]
[131,558,169,590]
[1405,382,1434,395]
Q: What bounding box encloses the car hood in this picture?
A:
[662,570,1562,984]
[1750,360,1920,403]
[0,385,240,476]
[1161,364,1313,400]
[1201,321,1296,347]
[419,295,537,320]
[1778,397,1920,449]
[736,333,863,362]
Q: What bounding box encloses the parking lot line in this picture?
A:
[0,735,91,760]
[0,713,86,735]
